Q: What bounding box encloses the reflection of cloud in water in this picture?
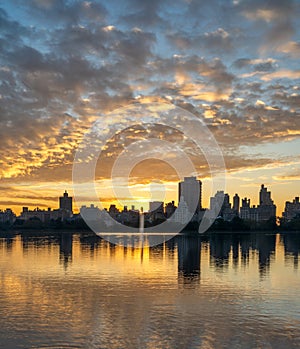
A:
[0,232,299,348]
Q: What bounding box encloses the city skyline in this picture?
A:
[0,176,298,216]
[1,2,300,348]
[1,181,298,221]
[0,1,300,220]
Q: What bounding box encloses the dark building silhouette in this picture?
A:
[209,233,231,269]
[210,191,237,221]
[233,193,240,214]
[177,235,201,281]
[0,208,16,225]
[108,204,119,219]
[239,233,252,266]
[59,190,73,213]
[165,201,176,218]
[283,197,300,221]
[254,233,276,277]
[239,185,276,222]
[257,184,276,221]
[240,197,258,221]
[149,201,165,221]
[282,233,300,269]
[178,176,202,214]
[59,233,73,269]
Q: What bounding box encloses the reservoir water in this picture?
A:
[0,232,299,349]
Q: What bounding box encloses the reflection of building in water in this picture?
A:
[79,233,102,256]
[282,233,300,269]
[232,234,240,268]
[239,233,252,266]
[177,236,201,284]
[254,233,276,277]
[209,234,231,269]
[207,233,277,275]
[165,237,177,257]
[1,236,14,251]
[59,233,73,269]
[22,234,58,250]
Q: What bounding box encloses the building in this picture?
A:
[259,184,273,206]
[283,197,300,221]
[239,185,276,222]
[149,201,164,213]
[257,184,276,221]
[174,196,190,224]
[240,198,258,221]
[20,207,71,222]
[233,194,240,214]
[108,204,119,219]
[79,204,116,227]
[118,206,139,226]
[0,208,16,225]
[80,204,102,220]
[210,191,237,221]
[59,191,73,213]
[19,191,73,223]
[178,177,202,215]
[220,193,233,221]
[149,201,165,221]
[210,191,225,217]
[165,201,176,218]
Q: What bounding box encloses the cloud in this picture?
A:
[233,58,277,72]
[121,0,165,28]
[0,0,300,211]
[28,0,107,25]
[274,169,300,181]
[167,28,234,54]
[260,70,300,81]
[241,0,296,23]
[276,41,300,58]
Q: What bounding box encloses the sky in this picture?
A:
[0,0,300,215]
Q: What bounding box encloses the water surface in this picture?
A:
[0,232,299,349]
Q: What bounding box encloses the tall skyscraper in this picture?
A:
[59,191,73,213]
[233,193,240,213]
[259,184,273,206]
[258,184,276,221]
[210,191,236,221]
[210,191,225,216]
[178,177,202,214]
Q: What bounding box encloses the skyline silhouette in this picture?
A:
[0,1,300,221]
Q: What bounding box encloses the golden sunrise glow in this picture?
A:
[1,2,300,349]
[0,0,299,223]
